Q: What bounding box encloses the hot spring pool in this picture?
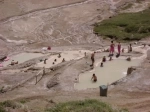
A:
[3,53,44,67]
[36,50,92,68]
[74,59,142,90]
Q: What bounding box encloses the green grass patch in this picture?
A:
[94,9,150,41]
[19,99,28,104]
[0,106,5,112]
[0,100,19,112]
[45,99,128,112]
[136,0,143,3]
[0,100,17,109]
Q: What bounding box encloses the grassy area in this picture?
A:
[136,0,143,3]
[45,99,128,112]
[0,100,18,112]
[94,9,150,41]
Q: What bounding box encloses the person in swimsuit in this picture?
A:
[62,58,65,62]
[91,74,97,82]
[10,60,18,65]
[58,54,61,58]
[128,44,132,53]
[44,59,47,64]
[126,57,131,61]
[110,41,115,55]
[109,56,113,61]
[102,56,106,62]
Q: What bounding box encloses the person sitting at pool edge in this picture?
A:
[126,57,131,61]
[102,56,106,62]
[116,53,120,58]
[58,54,61,58]
[10,60,18,65]
[109,56,113,61]
[91,74,97,82]
[62,58,65,62]
[44,59,47,64]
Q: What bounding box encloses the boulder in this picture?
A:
[127,66,136,75]
[0,55,7,62]
[147,50,150,60]
[47,74,59,89]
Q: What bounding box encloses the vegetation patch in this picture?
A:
[136,0,143,3]
[0,100,19,112]
[45,99,128,112]
[19,99,28,104]
[94,9,150,41]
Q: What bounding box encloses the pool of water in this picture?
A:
[3,53,44,67]
[74,59,142,90]
[36,50,92,68]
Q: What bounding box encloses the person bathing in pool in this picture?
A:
[102,56,106,62]
[91,74,97,82]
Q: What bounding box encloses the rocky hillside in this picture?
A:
[0,0,150,56]
[0,0,85,21]
[0,0,138,48]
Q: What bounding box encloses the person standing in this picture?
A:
[118,42,121,55]
[44,59,47,64]
[110,41,115,55]
[84,52,86,57]
[90,52,96,67]
[129,44,132,52]
[128,44,132,53]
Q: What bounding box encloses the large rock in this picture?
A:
[127,66,136,75]
[147,50,150,60]
[47,74,59,89]
[0,55,6,61]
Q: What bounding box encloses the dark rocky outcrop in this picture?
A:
[127,66,137,75]
[147,49,150,60]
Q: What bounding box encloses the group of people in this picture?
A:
[90,41,133,82]
[9,60,18,66]
[43,53,65,65]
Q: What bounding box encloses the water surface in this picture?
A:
[75,59,141,90]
